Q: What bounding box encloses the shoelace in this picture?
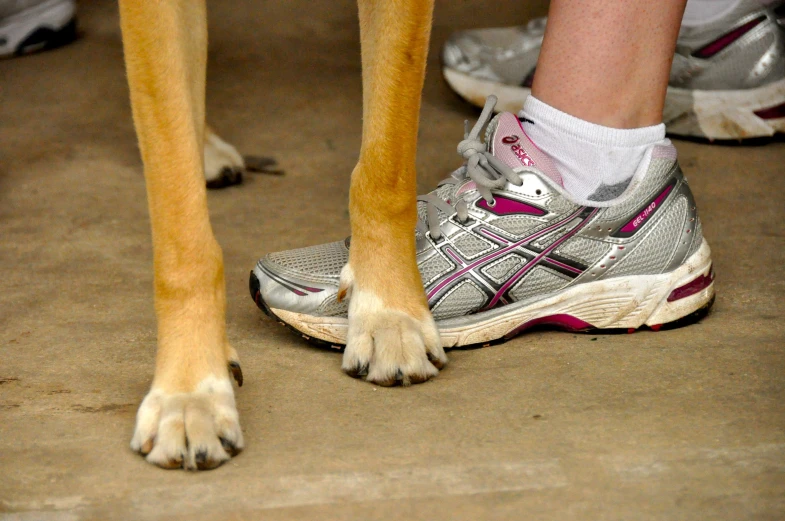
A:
[416,95,523,240]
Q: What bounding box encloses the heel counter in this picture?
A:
[675,168,705,266]
[683,192,705,263]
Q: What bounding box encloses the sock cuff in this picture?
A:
[522,95,666,149]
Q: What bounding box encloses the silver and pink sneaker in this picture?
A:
[250,98,715,349]
[442,0,785,140]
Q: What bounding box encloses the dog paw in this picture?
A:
[339,265,447,386]
[204,130,245,188]
[130,375,243,470]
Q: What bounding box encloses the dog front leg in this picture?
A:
[341,0,447,386]
[119,0,243,470]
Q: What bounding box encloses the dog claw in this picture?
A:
[427,352,445,370]
[229,361,243,387]
[220,437,241,456]
[206,167,243,189]
[139,438,154,455]
[344,362,369,379]
[195,450,208,465]
[244,155,284,175]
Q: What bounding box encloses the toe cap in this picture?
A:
[252,240,349,317]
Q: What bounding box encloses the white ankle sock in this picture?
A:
[681,0,741,27]
[520,95,667,203]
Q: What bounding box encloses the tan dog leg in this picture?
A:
[119,0,243,470]
[341,0,447,386]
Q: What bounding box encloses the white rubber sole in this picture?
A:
[271,240,715,349]
[0,0,75,57]
[443,66,785,140]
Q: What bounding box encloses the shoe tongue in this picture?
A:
[418,111,566,229]
[487,112,564,187]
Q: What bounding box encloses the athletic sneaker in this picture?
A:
[250,98,715,349]
[442,0,785,140]
[0,0,76,58]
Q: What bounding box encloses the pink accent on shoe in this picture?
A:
[692,16,766,58]
[487,208,598,308]
[754,101,785,120]
[490,113,564,186]
[476,195,546,216]
[619,184,673,233]
[445,246,466,266]
[503,314,594,338]
[478,228,511,244]
[545,258,583,275]
[427,207,586,300]
[667,266,715,302]
[455,181,478,197]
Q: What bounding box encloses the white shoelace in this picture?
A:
[416,96,524,240]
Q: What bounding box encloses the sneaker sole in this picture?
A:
[0,0,76,58]
[664,77,785,140]
[442,67,785,141]
[251,240,715,350]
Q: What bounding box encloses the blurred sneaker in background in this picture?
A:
[442,0,785,140]
[0,0,76,58]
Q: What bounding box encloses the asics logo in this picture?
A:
[500,134,535,166]
[511,143,535,167]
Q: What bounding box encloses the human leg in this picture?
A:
[442,0,785,139]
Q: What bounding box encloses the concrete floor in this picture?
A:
[1,1,784,520]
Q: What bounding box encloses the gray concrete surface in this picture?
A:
[1,1,784,520]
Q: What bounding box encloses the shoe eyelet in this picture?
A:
[453,215,474,227]
[535,189,542,195]
[426,231,444,244]
[486,199,496,208]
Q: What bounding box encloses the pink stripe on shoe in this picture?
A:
[692,16,766,58]
[619,184,673,234]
